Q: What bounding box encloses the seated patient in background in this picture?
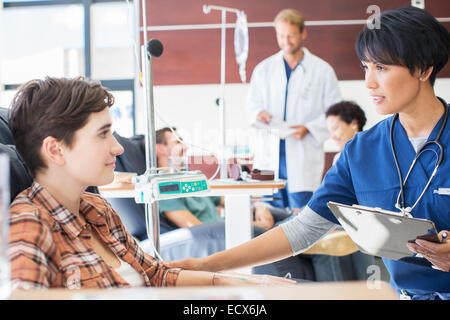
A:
[7,76,293,290]
[155,127,275,230]
[325,100,367,160]
[324,100,375,279]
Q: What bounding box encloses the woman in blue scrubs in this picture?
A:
[165,6,450,299]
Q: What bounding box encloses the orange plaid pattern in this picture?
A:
[8,181,180,290]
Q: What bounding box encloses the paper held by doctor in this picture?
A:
[252,119,297,139]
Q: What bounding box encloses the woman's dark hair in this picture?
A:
[356,6,450,86]
[8,76,114,176]
[325,101,367,131]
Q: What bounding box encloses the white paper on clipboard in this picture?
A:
[327,201,440,267]
[252,119,297,139]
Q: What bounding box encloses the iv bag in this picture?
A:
[234,11,248,83]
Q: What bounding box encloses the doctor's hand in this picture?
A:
[256,110,272,124]
[212,272,297,287]
[290,125,309,140]
[407,230,450,272]
[162,257,209,271]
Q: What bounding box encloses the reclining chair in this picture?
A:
[0,107,33,203]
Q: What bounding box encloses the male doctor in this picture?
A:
[247,8,342,210]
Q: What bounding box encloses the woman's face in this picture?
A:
[61,108,124,187]
[362,61,421,115]
[326,115,359,150]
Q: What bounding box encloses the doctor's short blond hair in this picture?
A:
[274,9,305,32]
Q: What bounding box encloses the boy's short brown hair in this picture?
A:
[8,76,114,176]
[274,9,305,32]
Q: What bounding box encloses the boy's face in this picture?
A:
[61,108,124,187]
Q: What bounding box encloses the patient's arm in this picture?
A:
[164,210,203,228]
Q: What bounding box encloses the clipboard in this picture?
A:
[251,119,297,139]
[327,201,440,267]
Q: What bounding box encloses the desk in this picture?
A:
[9,281,398,300]
[99,179,285,273]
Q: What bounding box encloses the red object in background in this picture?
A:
[188,155,253,179]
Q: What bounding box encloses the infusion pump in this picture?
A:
[133,170,210,204]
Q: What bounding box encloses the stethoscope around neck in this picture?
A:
[390,97,448,217]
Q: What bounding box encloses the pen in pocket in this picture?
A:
[433,188,450,195]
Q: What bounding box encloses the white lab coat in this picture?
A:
[247,48,342,192]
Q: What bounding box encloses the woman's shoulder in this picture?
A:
[9,188,55,235]
[350,116,393,146]
[10,188,43,220]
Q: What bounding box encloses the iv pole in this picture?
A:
[203,5,243,180]
[140,0,160,257]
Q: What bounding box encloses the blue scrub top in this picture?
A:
[308,105,450,295]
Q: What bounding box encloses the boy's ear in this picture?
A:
[41,136,65,166]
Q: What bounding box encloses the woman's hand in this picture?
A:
[162,257,208,271]
[212,272,298,287]
[253,205,274,230]
[407,230,450,272]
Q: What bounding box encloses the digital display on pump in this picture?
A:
[159,183,180,193]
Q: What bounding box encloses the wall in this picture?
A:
[134,1,450,154]
[138,78,450,155]
[140,0,450,85]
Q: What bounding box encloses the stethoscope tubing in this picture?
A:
[390,97,448,214]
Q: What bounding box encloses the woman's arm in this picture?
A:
[164,207,336,272]
[9,207,56,289]
[175,269,297,286]
[165,225,293,272]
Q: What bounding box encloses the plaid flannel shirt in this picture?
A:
[8,181,180,290]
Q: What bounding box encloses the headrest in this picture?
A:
[0,108,14,145]
[0,144,32,204]
[113,132,146,174]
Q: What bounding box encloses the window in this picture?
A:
[91,1,136,80]
[109,89,134,137]
[0,0,136,136]
[0,4,84,85]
